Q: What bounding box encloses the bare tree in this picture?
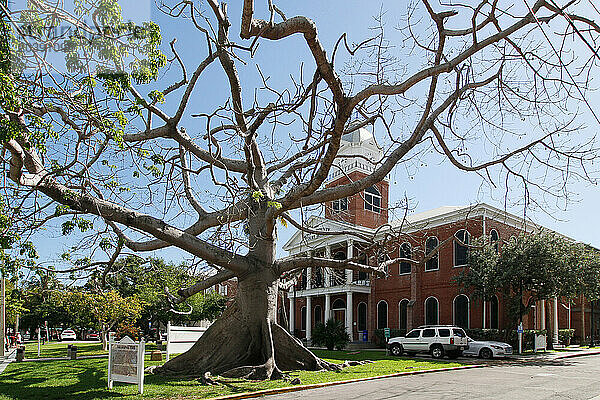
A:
[1,0,599,379]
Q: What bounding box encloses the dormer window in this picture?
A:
[332,197,348,211]
[364,186,381,213]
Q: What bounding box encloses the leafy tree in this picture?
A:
[2,0,600,380]
[457,231,590,327]
[96,256,227,335]
[61,290,143,349]
[19,272,70,334]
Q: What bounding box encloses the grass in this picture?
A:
[0,349,462,400]
[22,341,107,359]
[22,341,158,360]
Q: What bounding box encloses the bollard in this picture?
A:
[156,340,163,351]
[67,344,72,358]
[16,346,25,362]
[70,345,77,360]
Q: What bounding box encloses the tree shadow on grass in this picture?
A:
[0,359,124,400]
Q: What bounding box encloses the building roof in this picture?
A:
[341,127,374,143]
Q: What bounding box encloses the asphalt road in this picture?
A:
[265,355,600,400]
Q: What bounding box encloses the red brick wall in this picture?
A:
[324,172,389,229]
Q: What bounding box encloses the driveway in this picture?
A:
[265,354,600,400]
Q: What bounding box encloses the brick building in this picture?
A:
[282,126,594,344]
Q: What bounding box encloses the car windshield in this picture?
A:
[405,330,420,338]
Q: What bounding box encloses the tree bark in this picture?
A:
[155,268,337,379]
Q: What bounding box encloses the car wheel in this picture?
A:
[390,344,403,356]
[431,345,445,359]
[479,348,493,359]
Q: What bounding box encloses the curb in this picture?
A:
[555,350,600,360]
[211,364,486,400]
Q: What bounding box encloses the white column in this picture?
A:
[289,292,295,334]
[325,294,331,322]
[346,239,354,285]
[553,297,559,345]
[306,252,312,290]
[346,291,353,340]
[540,300,546,330]
[324,245,331,287]
[483,300,487,329]
[306,296,312,343]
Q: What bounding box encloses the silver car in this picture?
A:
[463,337,513,359]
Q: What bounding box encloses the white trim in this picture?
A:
[300,306,307,331]
[377,300,389,329]
[424,296,439,325]
[314,305,323,325]
[453,294,470,329]
[424,236,439,271]
[398,242,412,275]
[364,186,382,214]
[453,229,470,268]
[398,298,410,330]
[357,302,368,331]
[331,298,346,310]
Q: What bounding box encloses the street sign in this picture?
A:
[384,328,391,338]
[517,328,523,333]
[108,336,145,394]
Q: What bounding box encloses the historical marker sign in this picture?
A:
[108,336,145,394]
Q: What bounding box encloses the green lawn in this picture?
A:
[22,341,158,359]
[23,341,107,359]
[0,349,461,400]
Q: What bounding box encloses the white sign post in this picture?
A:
[108,336,145,394]
[517,322,524,354]
[165,322,207,361]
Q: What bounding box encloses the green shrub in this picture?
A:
[311,319,350,350]
[558,329,575,345]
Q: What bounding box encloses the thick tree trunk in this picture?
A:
[155,269,337,379]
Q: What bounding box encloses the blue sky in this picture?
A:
[22,0,600,272]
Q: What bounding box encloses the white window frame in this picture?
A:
[490,229,500,253]
[424,296,439,325]
[425,236,439,271]
[452,294,470,329]
[399,298,410,331]
[364,186,382,213]
[377,300,388,329]
[453,229,470,268]
[399,242,412,275]
[332,197,348,212]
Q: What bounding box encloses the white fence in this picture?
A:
[166,322,207,361]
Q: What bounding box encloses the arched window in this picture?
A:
[453,294,470,329]
[300,269,307,289]
[301,306,307,331]
[454,230,470,267]
[357,302,367,331]
[332,298,345,309]
[490,229,500,253]
[377,300,388,329]
[490,295,499,329]
[425,237,439,271]
[314,305,322,325]
[399,243,412,274]
[399,299,409,331]
[425,297,439,325]
[331,250,347,285]
[364,186,381,213]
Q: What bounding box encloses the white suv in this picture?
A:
[388,325,469,359]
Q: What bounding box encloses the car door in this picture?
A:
[403,329,422,351]
[420,328,437,351]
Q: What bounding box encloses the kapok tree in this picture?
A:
[2,0,600,379]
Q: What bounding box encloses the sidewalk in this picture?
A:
[0,348,16,374]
